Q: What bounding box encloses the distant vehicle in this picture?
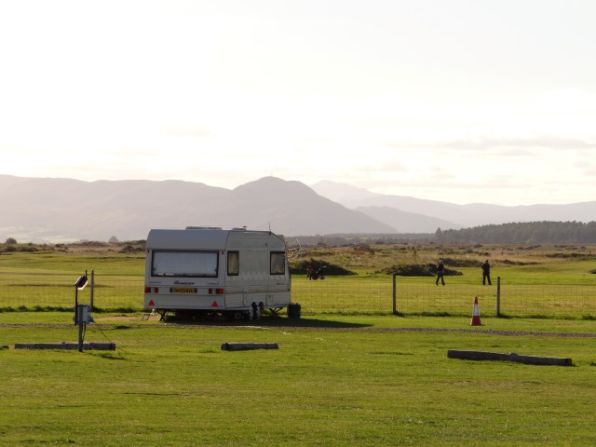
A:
[144,227,291,320]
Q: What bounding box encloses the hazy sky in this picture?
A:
[1,0,595,205]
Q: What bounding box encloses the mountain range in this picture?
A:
[0,175,391,242]
[312,180,596,229]
[0,174,594,242]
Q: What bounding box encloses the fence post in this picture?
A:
[90,269,95,310]
[74,287,78,325]
[392,273,398,315]
[496,276,501,317]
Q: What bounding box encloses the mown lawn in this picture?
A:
[1,314,595,446]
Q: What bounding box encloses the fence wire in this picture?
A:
[0,272,141,310]
[0,272,595,319]
[298,279,596,318]
[390,283,496,316]
[495,284,596,318]
[293,277,391,314]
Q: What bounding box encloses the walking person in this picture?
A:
[435,259,445,286]
[482,259,492,285]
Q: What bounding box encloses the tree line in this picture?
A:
[435,221,596,244]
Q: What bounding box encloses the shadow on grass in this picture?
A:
[94,352,126,361]
[3,306,593,323]
[0,306,138,313]
[163,315,372,329]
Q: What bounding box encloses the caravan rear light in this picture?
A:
[215,288,224,295]
[144,287,159,294]
[153,287,159,294]
[144,287,151,294]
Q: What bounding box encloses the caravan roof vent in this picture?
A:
[185,226,222,230]
[232,226,247,231]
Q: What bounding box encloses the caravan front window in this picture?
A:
[151,250,219,277]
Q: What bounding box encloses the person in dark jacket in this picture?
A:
[482,260,492,285]
[435,259,445,286]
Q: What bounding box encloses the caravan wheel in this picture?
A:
[230,311,244,321]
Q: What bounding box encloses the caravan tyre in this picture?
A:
[229,311,244,321]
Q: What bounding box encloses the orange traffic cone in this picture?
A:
[470,296,482,326]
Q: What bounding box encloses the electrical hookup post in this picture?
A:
[74,270,94,352]
[13,270,114,352]
[392,273,398,315]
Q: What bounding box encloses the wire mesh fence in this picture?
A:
[0,272,142,310]
[293,277,391,314]
[494,283,596,318]
[297,277,596,318]
[0,271,595,319]
[390,282,497,316]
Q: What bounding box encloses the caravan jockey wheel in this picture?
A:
[251,302,260,320]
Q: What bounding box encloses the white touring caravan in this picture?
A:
[144,227,292,320]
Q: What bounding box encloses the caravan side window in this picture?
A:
[270,251,286,275]
[227,251,239,276]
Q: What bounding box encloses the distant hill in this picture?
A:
[0,175,393,242]
[3,174,594,243]
[355,206,460,233]
[312,180,596,228]
[436,221,596,244]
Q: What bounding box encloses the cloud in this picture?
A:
[445,137,596,151]
[357,161,407,173]
[105,148,161,157]
[491,149,535,157]
[577,163,596,177]
[347,174,532,191]
[388,137,596,151]
[162,125,213,138]
[330,160,408,187]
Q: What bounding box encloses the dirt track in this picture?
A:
[1,321,595,338]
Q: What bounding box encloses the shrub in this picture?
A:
[119,244,143,254]
[352,244,375,254]
[440,257,482,267]
[380,263,462,276]
[18,245,38,253]
[290,258,355,277]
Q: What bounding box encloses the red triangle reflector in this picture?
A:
[148,299,155,307]
[211,300,219,308]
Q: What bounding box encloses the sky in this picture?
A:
[1,0,595,205]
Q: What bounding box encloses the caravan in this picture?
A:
[144,227,292,319]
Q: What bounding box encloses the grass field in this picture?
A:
[1,314,595,446]
[0,244,595,445]
[1,243,595,317]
